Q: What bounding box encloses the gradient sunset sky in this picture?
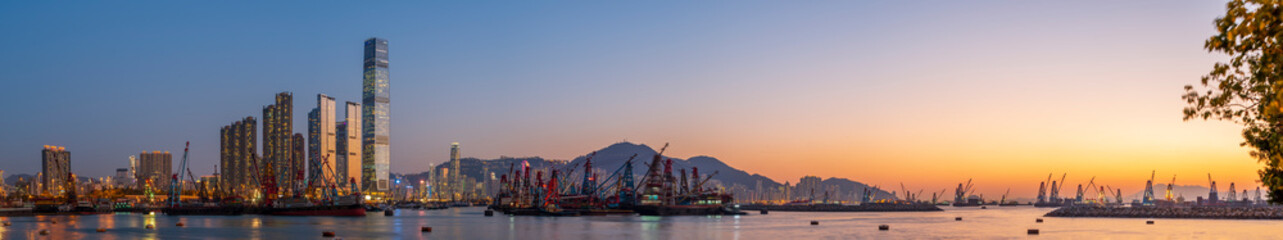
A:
[0,1,1253,198]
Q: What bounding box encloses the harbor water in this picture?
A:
[3,206,1282,239]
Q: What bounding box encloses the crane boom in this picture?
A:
[168,141,190,207]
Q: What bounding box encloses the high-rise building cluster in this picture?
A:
[211,38,391,199]
[220,117,257,197]
[263,92,299,196]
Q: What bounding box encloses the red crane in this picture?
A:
[248,154,277,206]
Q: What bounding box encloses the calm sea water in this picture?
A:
[1,206,1279,239]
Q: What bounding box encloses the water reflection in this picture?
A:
[11,207,1283,239]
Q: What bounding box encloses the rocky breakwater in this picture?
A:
[1046,205,1283,219]
[739,203,942,212]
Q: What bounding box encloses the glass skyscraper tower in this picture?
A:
[362,37,391,193]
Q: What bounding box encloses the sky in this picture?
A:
[0,1,1255,198]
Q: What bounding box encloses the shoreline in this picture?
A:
[1045,205,1283,220]
[739,203,942,212]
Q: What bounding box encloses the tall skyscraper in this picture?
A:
[137,151,173,190]
[128,155,136,177]
[451,142,461,197]
[41,145,70,195]
[263,92,295,196]
[362,37,391,193]
[309,94,337,188]
[337,101,362,192]
[220,117,257,197]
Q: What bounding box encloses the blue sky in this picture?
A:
[0,1,1248,197]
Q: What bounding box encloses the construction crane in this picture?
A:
[168,141,190,208]
[248,154,277,206]
[636,142,669,192]
[1208,173,1218,203]
[954,179,974,203]
[1050,173,1067,201]
[1038,173,1051,203]
[1102,185,1120,204]
[188,168,203,201]
[580,152,597,197]
[305,154,341,202]
[999,188,1010,205]
[900,183,911,202]
[1143,170,1155,205]
[1105,185,1122,204]
[932,189,947,204]
[592,154,637,199]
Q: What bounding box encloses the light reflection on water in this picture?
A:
[5,207,1283,239]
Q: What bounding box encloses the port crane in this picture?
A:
[954,179,975,203]
[304,154,341,202]
[1143,170,1155,205]
[248,154,277,206]
[1107,186,1122,204]
[187,168,202,201]
[1166,175,1176,201]
[932,189,947,204]
[1208,173,1218,202]
[900,183,911,202]
[999,188,1010,205]
[1037,173,1051,203]
[168,142,190,208]
[1050,173,1066,201]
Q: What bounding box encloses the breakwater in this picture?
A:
[1046,205,1283,219]
[739,203,942,212]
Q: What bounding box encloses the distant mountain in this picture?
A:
[396,141,896,202]
[4,174,36,185]
[554,142,894,201]
[564,142,783,191]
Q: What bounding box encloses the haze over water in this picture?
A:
[2,207,1279,239]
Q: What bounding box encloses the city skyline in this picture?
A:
[0,1,1258,199]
